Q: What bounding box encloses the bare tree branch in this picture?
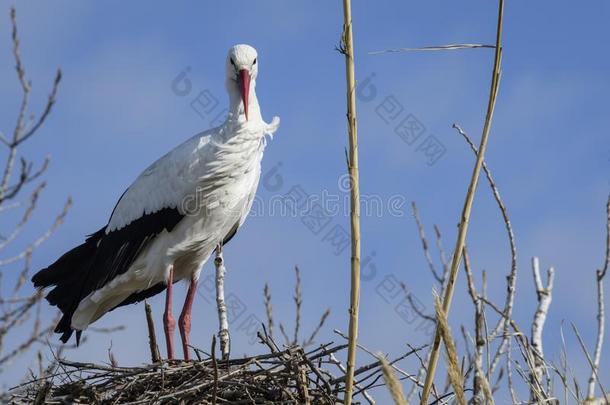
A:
[293,266,302,345]
[587,195,610,401]
[530,257,554,400]
[0,9,71,389]
[214,245,230,360]
[263,283,274,340]
[411,202,443,284]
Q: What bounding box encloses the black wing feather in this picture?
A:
[32,207,184,343]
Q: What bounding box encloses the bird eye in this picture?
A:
[230,58,235,66]
[253,58,257,65]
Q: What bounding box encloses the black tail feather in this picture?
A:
[33,228,105,344]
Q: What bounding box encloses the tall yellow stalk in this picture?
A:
[340,0,361,403]
[420,1,505,403]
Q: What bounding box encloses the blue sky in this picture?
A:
[1,0,609,401]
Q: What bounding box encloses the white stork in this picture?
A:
[32,44,279,360]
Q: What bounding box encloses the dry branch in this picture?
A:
[412,202,443,284]
[329,352,376,405]
[266,268,330,350]
[452,123,519,402]
[462,248,486,404]
[144,301,161,363]
[264,283,274,340]
[293,266,303,345]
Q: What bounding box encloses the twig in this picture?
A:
[559,323,575,403]
[433,225,449,280]
[412,202,442,284]
[144,301,160,363]
[0,197,72,267]
[263,283,274,340]
[2,9,61,204]
[454,123,519,400]
[293,266,302,345]
[402,286,435,323]
[462,248,483,403]
[211,335,218,405]
[107,341,118,368]
[452,123,518,377]
[329,352,376,404]
[420,2,505,402]
[333,329,424,387]
[571,322,609,405]
[600,195,610,280]
[279,322,291,347]
[303,309,331,348]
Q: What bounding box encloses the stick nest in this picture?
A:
[10,334,390,405]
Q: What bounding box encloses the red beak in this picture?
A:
[238,69,251,120]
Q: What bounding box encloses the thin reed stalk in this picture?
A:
[339,0,362,403]
[420,1,504,403]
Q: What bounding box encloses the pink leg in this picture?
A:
[163,265,176,360]
[179,278,199,360]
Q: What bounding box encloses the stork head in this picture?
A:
[226,44,258,120]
